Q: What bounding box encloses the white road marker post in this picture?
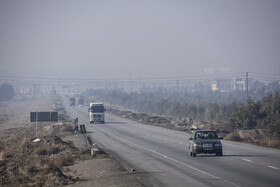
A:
[36,109,38,137]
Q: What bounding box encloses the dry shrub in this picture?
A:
[0,151,4,161]
[33,147,47,155]
[46,145,60,154]
[0,125,78,186]
[61,125,74,132]
[33,144,60,155]
[51,155,74,170]
[214,123,234,133]
[0,141,6,151]
[241,136,254,143]
[237,129,268,143]
[27,159,44,172]
[267,140,280,149]
[225,132,242,142]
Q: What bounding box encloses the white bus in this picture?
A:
[88,102,106,123]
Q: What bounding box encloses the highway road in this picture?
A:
[65,102,280,187]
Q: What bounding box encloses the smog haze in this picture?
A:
[1,0,280,79]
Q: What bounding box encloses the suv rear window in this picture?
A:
[194,131,218,139]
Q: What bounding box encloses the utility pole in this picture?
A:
[129,73,133,92]
[130,80,133,92]
[246,72,248,102]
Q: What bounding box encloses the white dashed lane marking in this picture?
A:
[242,158,253,163]
[267,166,279,170]
[241,158,279,171]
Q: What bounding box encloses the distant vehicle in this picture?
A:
[78,97,84,106]
[190,125,200,134]
[69,97,75,106]
[88,102,106,123]
[189,130,223,157]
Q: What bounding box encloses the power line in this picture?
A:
[0,73,245,82]
[249,72,280,76]
[0,72,278,89]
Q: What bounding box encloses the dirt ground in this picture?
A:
[0,94,144,187]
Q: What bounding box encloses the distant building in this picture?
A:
[211,81,219,92]
[234,78,246,91]
[204,68,215,73]
[218,68,229,73]
[204,67,229,74]
[50,90,57,96]
[20,88,31,94]
[211,79,232,92]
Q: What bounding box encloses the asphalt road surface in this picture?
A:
[65,101,280,187]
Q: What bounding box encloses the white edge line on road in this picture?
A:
[267,166,279,170]
[94,125,240,187]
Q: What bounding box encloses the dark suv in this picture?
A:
[189,130,223,157]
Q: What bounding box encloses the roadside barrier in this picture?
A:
[87,136,93,145]
[80,124,86,134]
[86,136,95,157]
[74,125,78,134]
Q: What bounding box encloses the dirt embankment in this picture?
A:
[107,107,192,131]
[0,134,78,186]
[0,95,144,187]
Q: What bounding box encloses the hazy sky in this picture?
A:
[1,0,280,79]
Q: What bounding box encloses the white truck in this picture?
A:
[88,102,106,123]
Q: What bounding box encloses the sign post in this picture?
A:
[30,112,58,122]
[30,111,58,136]
[36,110,38,136]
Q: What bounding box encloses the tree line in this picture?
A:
[0,84,15,101]
[230,92,280,138]
[85,88,242,122]
[86,88,280,138]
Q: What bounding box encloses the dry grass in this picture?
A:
[0,134,80,186]
[51,155,75,170]
[61,125,74,132]
[33,145,60,155]
[267,140,280,149]
[225,132,242,142]
[224,130,280,149]
[33,147,48,155]
[0,152,4,161]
